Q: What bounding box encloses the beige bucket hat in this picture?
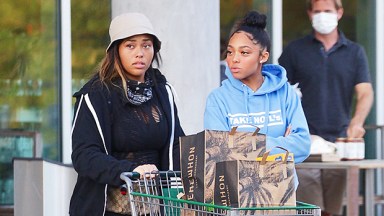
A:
[106,12,161,52]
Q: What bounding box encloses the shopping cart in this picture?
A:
[120,171,321,216]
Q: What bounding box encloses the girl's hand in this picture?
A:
[133,164,158,179]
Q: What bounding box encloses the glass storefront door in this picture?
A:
[0,0,60,205]
[71,1,110,95]
[0,0,111,207]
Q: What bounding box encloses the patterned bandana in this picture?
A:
[126,74,153,106]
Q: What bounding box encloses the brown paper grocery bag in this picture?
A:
[180,127,266,204]
[214,147,296,215]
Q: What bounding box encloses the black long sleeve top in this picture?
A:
[69,68,184,216]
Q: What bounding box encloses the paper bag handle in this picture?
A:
[260,146,290,165]
[260,146,290,178]
[228,125,261,149]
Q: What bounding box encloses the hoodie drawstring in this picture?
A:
[242,84,250,115]
[264,94,270,134]
[242,84,270,134]
[242,84,270,133]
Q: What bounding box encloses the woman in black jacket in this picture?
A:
[69,12,184,216]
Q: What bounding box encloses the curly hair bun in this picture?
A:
[242,11,267,30]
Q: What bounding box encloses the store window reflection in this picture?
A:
[0,131,40,205]
[71,1,110,95]
[0,0,59,205]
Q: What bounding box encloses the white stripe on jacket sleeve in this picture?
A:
[165,83,175,170]
[71,94,109,215]
[71,94,84,136]
[84,94,109,155]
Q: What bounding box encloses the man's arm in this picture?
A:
[347,82,374,138]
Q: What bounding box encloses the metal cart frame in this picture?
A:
[120,171,321,216]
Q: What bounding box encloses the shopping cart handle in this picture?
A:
[120,172,140,181]
[120,170,181,181]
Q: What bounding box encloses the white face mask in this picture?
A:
[312,12,338,35]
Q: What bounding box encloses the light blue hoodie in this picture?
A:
[204,64,311,163]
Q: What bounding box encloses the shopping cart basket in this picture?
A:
[120,171,321,216]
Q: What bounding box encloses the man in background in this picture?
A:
[278,0,374,215]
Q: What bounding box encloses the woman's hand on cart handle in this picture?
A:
[133,164,158,179]
[121,172,140,180]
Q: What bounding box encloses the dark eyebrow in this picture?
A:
[125,37,152,43]
[227,45,253,49]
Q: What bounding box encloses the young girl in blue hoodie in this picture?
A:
[204,11,311,164]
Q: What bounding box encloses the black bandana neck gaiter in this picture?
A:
[126,74,153,106]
